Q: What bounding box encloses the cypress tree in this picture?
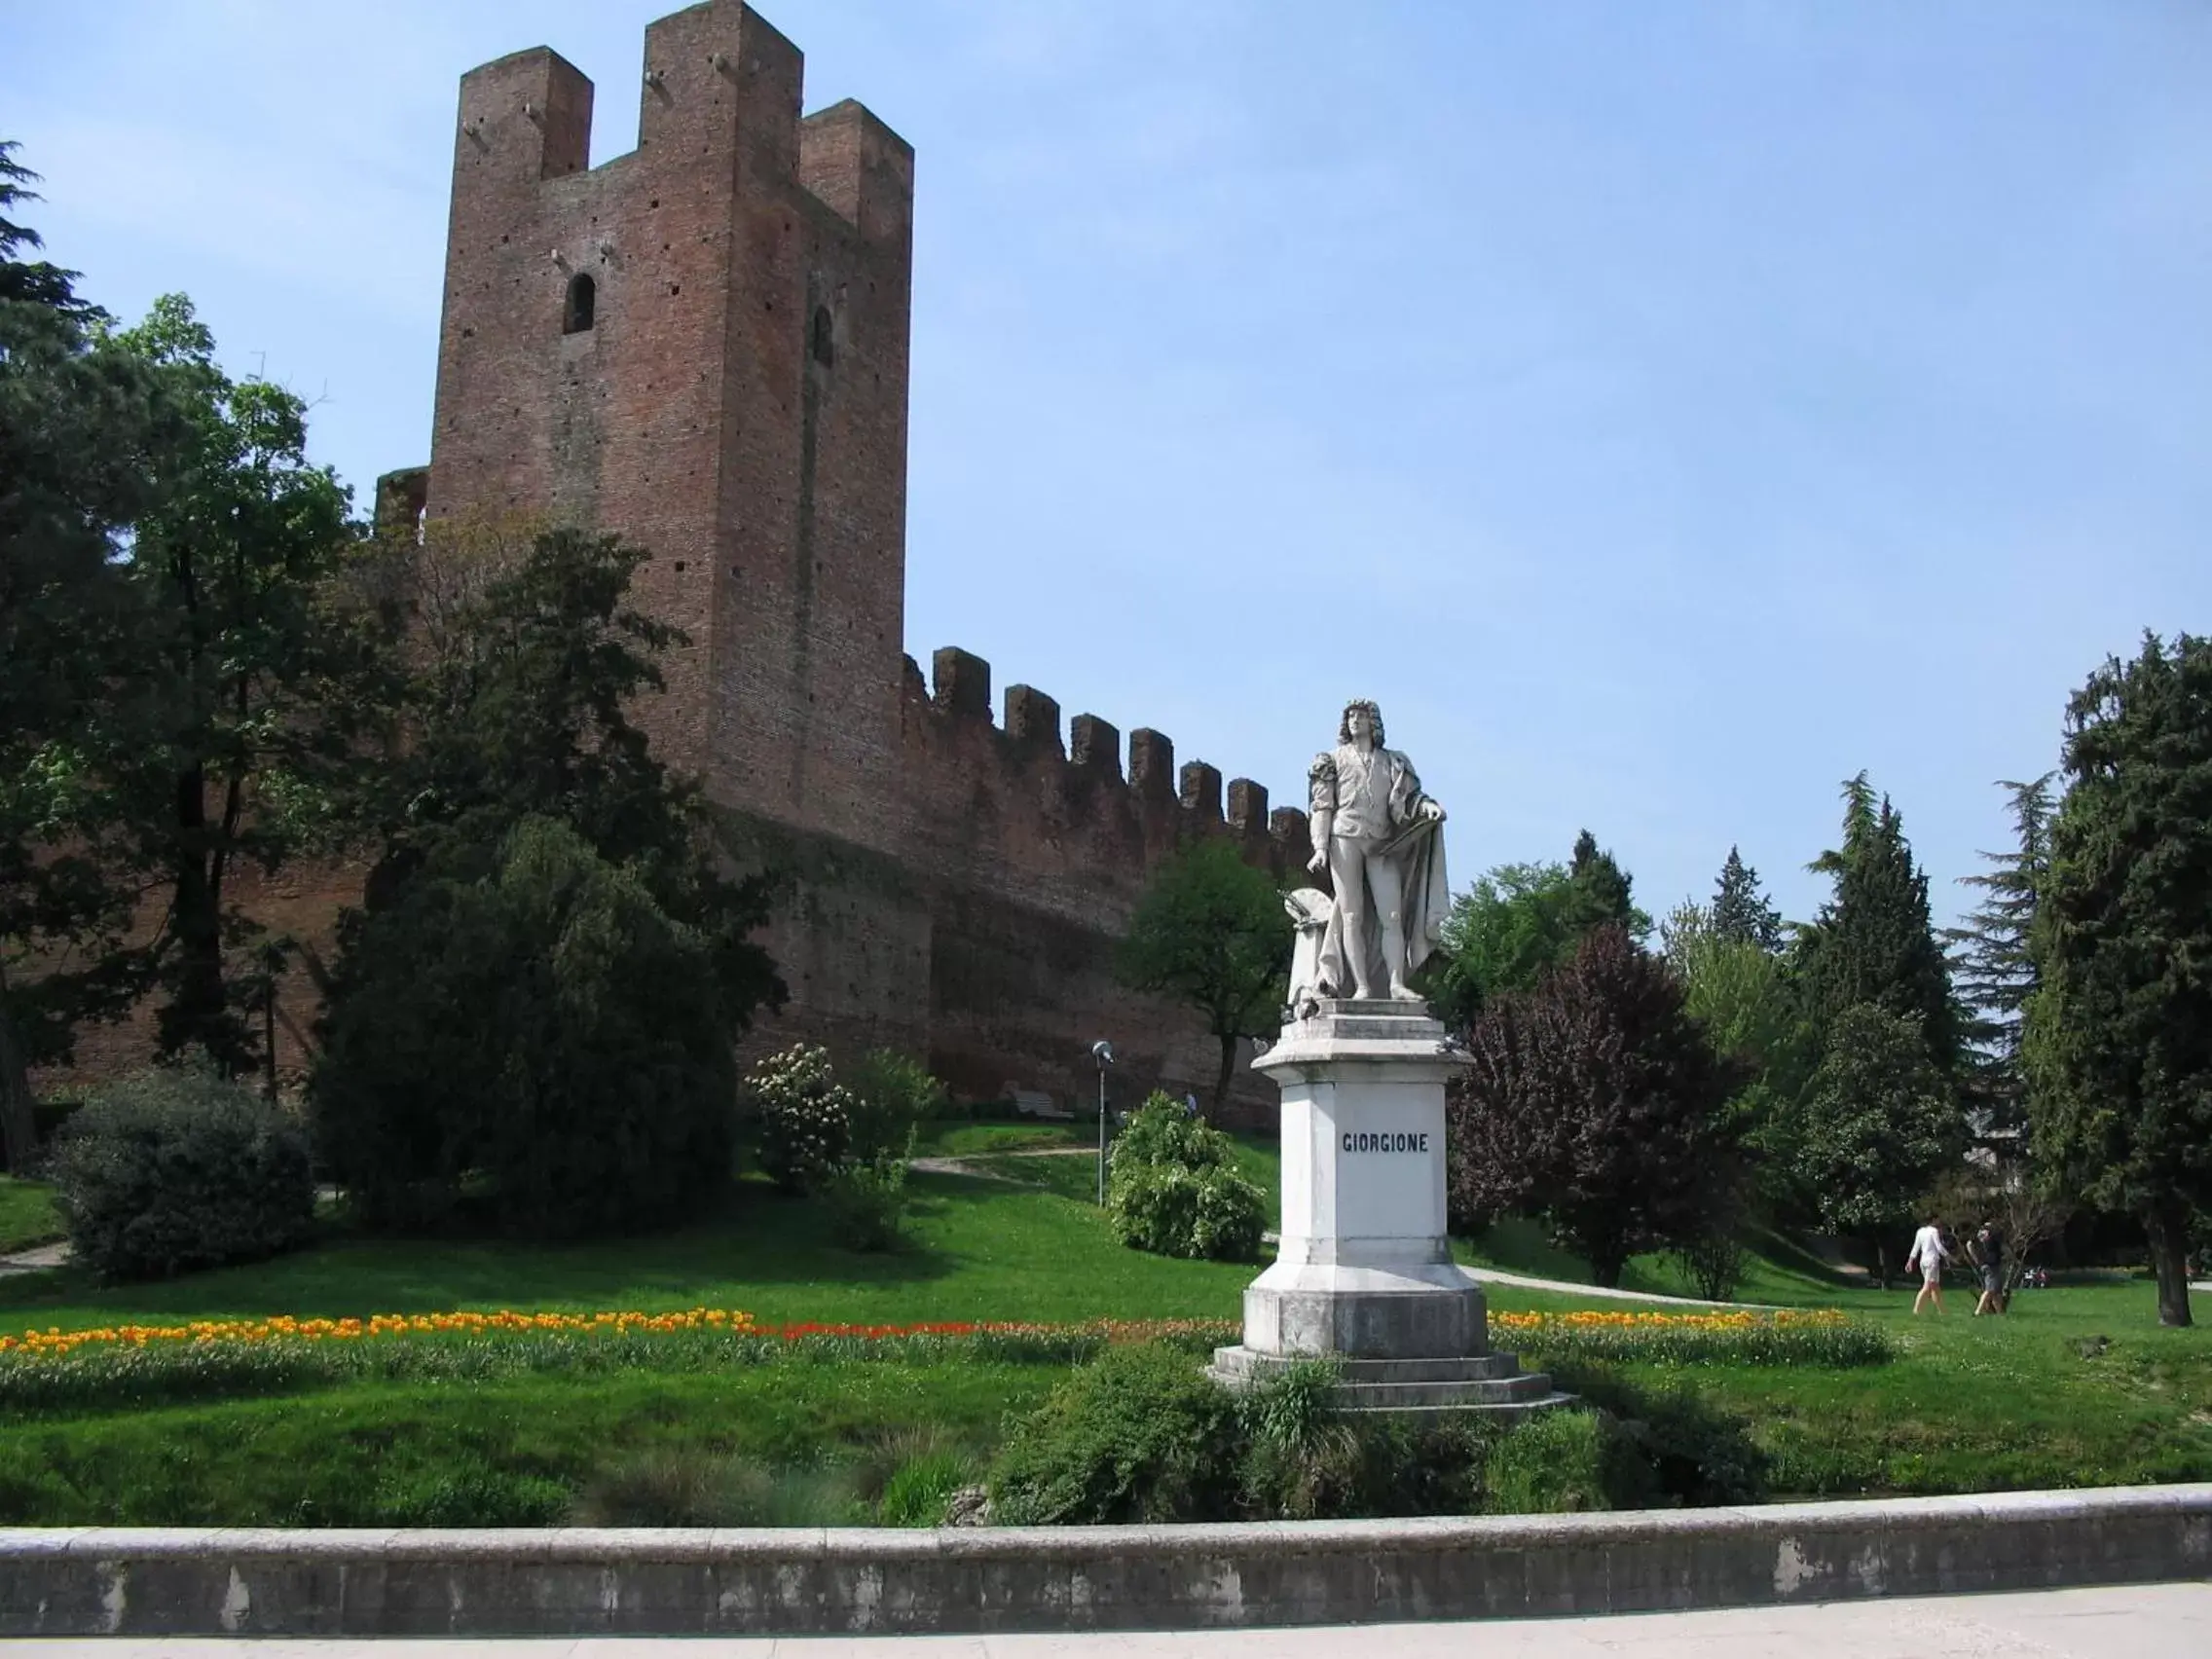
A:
[1711,845,1784,953]
[1943,776,2056,1147]
[1794,776,1959,1077]
[1564,829,1648,940]
[2029,634,2212,1327]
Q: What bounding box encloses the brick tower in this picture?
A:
[425,0,914,834]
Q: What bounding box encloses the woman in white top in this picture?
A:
[1905,1212,1949,1315]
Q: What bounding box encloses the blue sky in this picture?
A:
[7,1,2207,931]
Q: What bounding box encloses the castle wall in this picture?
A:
[416,1,1311,1121]
[45,3,1309,1126]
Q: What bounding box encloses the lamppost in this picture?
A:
[1091,1040,1115,1205]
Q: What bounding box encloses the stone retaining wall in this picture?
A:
[4,1485,2207,1638]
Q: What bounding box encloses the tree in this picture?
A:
[1658,899,1814,1207]
[1563,829,1651,940]
[94,295,384,1069]
[0,143,176,1167]
[1432,834,1650,1030]
[1117,837,1290,1115]
[1448,925,1743,1287]
[1793,1004,1965,1285]
[314,818,748,1236]
[1943,776,2056,1149]
[1793,773,1959,1078]
[315,525,783,1231]
[1711,846,1784,953]
[1431,861,1577,1028]
[2028,633,2212,1327]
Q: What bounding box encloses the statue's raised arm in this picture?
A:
[1307,699,1451,1003]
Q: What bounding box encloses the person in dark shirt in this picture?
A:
[1971,1222,2007,1315]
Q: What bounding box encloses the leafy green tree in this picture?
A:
[313,817,746,1236]
[0,144,176,1167]
[314,526,782,1233]
[1658,899,1814,1208]
[1432,861,1577,1027]
[1117,837,1290,1115]
[1793,773,1959,1078]
[2028,634,2212,1327]
[1448,925,1743,1287]
[96,295,384,1068]
[1793,1003,1965,1285]
[1433,833,1650,1030]
[1711,846,1784,952]
[1943,776,2056,1148]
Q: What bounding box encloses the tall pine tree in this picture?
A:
[2029,634,2212,1328]
[1711,845,1784,952]
[1943,776,2056,1149]
[1793,774,1959,1078]
[1564,829,1650,940]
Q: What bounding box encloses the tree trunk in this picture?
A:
[1589,1242,1626,1289]
[161,762,232,1067]
[0,964,39,1176]
[2144,1204,2194,1328]
[1210,1033,1236,1124]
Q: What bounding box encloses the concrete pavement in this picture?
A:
[6,1583,2207,1656]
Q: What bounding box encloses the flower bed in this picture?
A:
[1494,1308,1891,1368]
[0,1304,1885,1415]
[0,1311,1239,1413]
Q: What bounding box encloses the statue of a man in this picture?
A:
[1305,699,1451,1002]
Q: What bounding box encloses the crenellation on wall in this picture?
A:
[1179,760,1224,822]
[1004,684,1062,756]
[1069,714,1121,779]
[797,99,915,246]
[374,467,429,536]
[1271,806,1315,871]
[932,646,991,721]
[456,49,593,186]
[1128,728,1175,802]
[1228,778,1269,834]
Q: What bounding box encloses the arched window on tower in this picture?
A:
[564,272,596,334]
[809,304,834,367]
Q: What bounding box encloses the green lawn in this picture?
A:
[913,1121,1095,1158]
[0,1177,62,1254]
[2,1161,2207,1525]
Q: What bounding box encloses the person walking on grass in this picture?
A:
[1971,1221,2007,1316]
[1906,1211,1950,1314]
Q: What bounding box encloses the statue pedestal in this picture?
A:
[1210,1000,1566,1415]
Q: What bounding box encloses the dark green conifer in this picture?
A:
[1711,845,1784,953]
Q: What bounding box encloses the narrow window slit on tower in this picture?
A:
[810,305,834,367]
[563,272,596,334]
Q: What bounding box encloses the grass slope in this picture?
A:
[0,1178,62,1254]
[2,1159,2207,1524]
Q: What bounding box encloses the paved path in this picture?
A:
[15,1583,2209,1656]
[0,1237,68,1276]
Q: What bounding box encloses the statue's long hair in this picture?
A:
[1338,699,1384,745]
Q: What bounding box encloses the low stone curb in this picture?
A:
[3,1484,2207,1637]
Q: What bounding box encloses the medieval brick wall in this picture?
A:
[413,0,1310,1120]
[46,1,1309,1124]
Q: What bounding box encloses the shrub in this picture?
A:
[822,1156,908,1252]
[990,1343,1241,1525]
[313,818,741,1237]
[1484,1409,1635,1513]
[745,1044,852,1195]
[879,1452,969,1527]
[1106,1093,1267,1262]
[1546,1370,1770,1507]
[844,1050,948,1161]
[47,1065,313,1283]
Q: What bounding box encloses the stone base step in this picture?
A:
[1340,1389,1578,1419]
[1209,1346,1525,1384]
[1205,1346,1572,1417]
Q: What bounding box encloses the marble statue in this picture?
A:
[1303,699,1450,1003]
